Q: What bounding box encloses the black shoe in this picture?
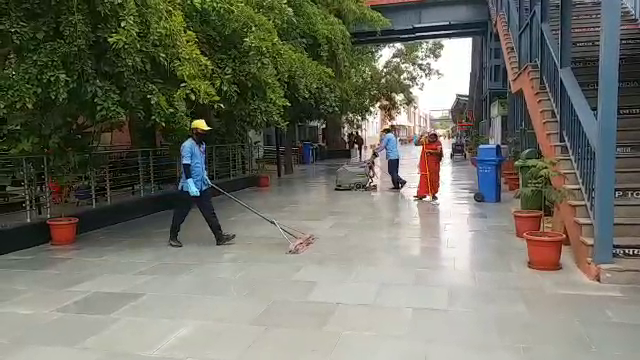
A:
[432,195,438,201]
[216,233,236,245]
[169,238,183,248]
[399,180,407,189]
[390,187,401,190]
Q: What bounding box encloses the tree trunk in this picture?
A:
[325,115,344,150]
[284,122,296,175]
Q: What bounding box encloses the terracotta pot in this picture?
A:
[523,230,565,271]
[502,160,515,174]
[257,174,270,188]
[47,217,79,246]
[502,170,517,179]
[513,210,543,238]
[506,176,520,191]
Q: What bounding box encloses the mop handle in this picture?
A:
[208,183,300,238]
[208,183,275,225]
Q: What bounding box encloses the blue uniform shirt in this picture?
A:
[178,138,210,191]
[376,133,400,160]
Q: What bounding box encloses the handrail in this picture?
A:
[492,0,599,215]
[540,22,598,147]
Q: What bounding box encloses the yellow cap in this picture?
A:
[191,119,212,131]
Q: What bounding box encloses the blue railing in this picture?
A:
[538,19,598,214]
[493,0,598,217]
[624,0,640,19]
[491,0,624,264]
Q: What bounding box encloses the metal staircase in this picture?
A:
[491,0,640,283]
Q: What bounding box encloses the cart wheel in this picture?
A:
[354,183,364,191]
[463,152,467,159]
[450,152,454,159]
[474,192,485,202]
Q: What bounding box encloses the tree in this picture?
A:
[0,0,217,154]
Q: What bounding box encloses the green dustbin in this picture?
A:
[518,148,541,210]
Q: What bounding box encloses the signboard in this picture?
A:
[466,110,475,123]
[490,99,508,117]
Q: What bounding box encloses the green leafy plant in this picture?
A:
[505,135,521,160]
[467,133,488,155]
[515,157,569,222]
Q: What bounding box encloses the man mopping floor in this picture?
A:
[168,119,236,248]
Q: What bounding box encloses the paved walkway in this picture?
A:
[1,144,640,360]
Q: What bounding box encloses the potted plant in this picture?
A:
[502,137,520,177]
[468,133,488,167]
[514,157,568,270]
[46,155,83,246]
[252,141,270,187]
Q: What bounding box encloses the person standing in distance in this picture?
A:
[374,128,407,190]
[169,119,236,248]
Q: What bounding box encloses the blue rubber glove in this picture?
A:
[185,178,200,197]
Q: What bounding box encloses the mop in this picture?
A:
[209,183,316,254]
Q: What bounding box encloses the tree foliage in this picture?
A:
[1,0,443,153]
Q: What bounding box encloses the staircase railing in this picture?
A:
[624,0,640,19]
[494,0,598,216]
[491,0,623,264]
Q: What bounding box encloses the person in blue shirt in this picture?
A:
[374,128,407,190]
[169,119,236,248]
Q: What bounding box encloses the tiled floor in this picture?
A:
[1,143,640,359]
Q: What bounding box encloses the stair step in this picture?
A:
[558,154,640,170]
[575,217,640,225]
[601,258,640,272]
[575,217,640,237]
[561,168,640,185]
[568,199,640,217]
[580,236,640,247]
[600,258,640,284]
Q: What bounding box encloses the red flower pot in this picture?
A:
[502,160,515,174]
[506,176,520,191]
[513,210,543,238]
[257,175,270,188]
[523,230,565,271]
[47,217,79,246]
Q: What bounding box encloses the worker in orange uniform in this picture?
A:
[414,131,443,201]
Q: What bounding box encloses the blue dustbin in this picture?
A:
[302,142,313,164]
[474,144,505,203]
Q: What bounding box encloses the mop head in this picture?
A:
[287,234,316,254]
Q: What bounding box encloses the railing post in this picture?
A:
[44,156,51,218]
[149,151,155,194]
[138,150,144,197]
[90,168,97,208]
[22,158,31,222]
[106,162,112,205]
[593,0,621,265]
[559,0,572,68]
[539,0,548,23]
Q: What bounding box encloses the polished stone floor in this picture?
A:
[1,144,640,360]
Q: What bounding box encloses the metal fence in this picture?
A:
[624,0,640,19]
[0,144,260,228]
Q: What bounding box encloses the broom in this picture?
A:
[209,183,316,254]
[424,146,434,201]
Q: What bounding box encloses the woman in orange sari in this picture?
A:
[414,131,443,201]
